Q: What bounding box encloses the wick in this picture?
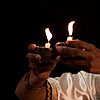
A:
[69,35,72,37]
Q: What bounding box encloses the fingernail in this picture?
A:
[57,47,63,52]
[56,56,61,62]
[31,44,36,50]
[66,41,69,45]
[35,55,41,60]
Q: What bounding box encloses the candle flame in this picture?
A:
[45,28,52,42]
[68,21,75,36]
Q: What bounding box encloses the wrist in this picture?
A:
[25,70,46,90]
[30,70,46,89]
[24,70,52,100]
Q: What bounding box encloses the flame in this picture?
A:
[68,21,75,36]
[45,28,52,42]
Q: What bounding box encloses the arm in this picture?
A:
[15,44,57,100]
[15,71,46,100]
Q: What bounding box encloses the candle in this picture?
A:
[45,28,52,48]
[45,42,51,48]
[67,21,75,41]
[67,36,73,41]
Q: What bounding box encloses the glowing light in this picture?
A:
[68,21,75,36]
[45,28,52,42]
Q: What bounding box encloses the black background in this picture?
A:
[7,1,99,100]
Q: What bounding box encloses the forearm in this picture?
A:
[15,71,46,100]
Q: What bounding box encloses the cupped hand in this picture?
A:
[27,44,57,80]
[56,40,100,74]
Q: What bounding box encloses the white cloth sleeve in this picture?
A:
[48,71,100,100]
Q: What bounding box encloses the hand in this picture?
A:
[27,44,57,80]
[56,40,100,74]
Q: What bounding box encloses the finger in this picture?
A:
[29,62,37,70]
[29,62,55,75]
[30,62,56,70]
[62,60,89,67]
[28,44,37,52]
[27,53,41,62]
[29,62,51,73]
[29,62,53,70]
[66,40,95,51]
[56,46,94,59]
[57,58,90,70]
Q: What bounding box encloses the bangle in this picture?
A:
[24,70,47,90]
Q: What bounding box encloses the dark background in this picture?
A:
[7,1,99,100]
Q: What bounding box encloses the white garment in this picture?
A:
[48,71,100,100]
